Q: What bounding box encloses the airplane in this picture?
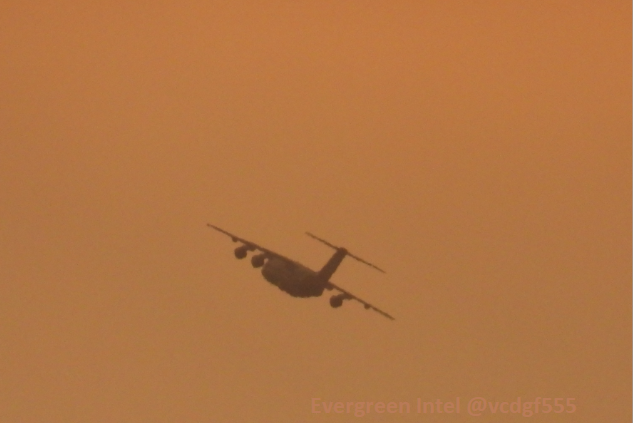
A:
[207,224,394,320]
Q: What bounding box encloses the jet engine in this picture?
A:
[251,253,267,268]
[234,245,250,259]
[329,294,345,308]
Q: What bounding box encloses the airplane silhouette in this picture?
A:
[208,224,394,320]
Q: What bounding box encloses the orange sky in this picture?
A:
[1,2,630,422]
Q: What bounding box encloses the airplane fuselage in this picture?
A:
[260,257,327,298]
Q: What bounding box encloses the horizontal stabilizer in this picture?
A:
[305,232,385,273]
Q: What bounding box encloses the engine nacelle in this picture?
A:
[234,245,249,259]
[330,294,344,308]
[251,253,267,268]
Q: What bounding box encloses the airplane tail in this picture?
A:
[306,232,386,275]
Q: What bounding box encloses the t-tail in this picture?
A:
[306,232,385,282]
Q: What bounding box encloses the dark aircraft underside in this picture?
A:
[260,257,325,298]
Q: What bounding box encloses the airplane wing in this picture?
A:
[207,224,297,264]
[328,281,395,320]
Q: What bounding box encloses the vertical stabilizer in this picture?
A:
[306,232,385,282]
[316,247,348,282]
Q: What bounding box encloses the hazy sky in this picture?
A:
[1,2,630,422]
